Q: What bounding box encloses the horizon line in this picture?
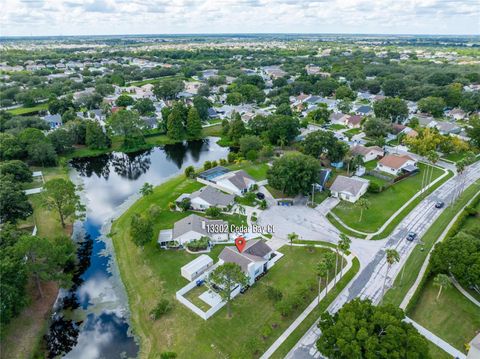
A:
[1,32,480,39]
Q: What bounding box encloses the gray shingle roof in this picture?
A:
[227,170,254,191]
[218,239,272,273]
[172,214,227,239]
[191,186,235,207]
[330,175,369,197]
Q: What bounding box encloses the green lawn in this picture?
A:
[383,181,480,307]
[344,128,362,138]
[331,164,443,233]
[7,103,48,115]
[364,159,378,170]
[228,161,270,181]
[329,124,346,130]
[270,257,360,358]
[441,151,471,163]
[409,277,480,353]
[110,173,342,358]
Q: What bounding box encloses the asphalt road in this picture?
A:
[258,160,480,359]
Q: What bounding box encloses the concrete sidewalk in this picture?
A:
[260,246,354,359]
[404,317,466,359]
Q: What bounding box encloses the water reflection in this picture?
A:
[49,138,228,359]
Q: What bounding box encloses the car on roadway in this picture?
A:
[256,192,265,200]
[406,232,417,242]
[435,201,444,208]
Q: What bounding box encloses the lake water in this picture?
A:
[48,138,229,359]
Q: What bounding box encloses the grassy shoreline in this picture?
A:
[110,173,349,358]
[65,124,223,159]
[0,164,72,359]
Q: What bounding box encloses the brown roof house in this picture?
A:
[351,145,384,162]
[218,239,274,285]
[345,115,363,128]
[376,154,417,176]
[330,175,370,203]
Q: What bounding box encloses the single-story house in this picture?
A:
[181,254,214,281]
[329,112,349,125]
[176,185,235,211]
[433,121,461,135]
[198,167,256,196]
[329,175,370,203]
[376,154,417,175]
[172,214,229,245]
[351,145,384,162]
[448,108,466,121]
[345,115,363,128]
[42,113,62,129]
[207,108,219,119]
[355,105,373,116]
[218,239,274,285]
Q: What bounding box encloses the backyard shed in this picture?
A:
[181,254,214,281]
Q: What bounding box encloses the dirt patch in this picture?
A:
[0,281,59,359]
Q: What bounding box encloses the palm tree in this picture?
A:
[455,160,466,201]
[316,260,328,304]
[338,234,351,277]
[287,232,299,247]
[433,273,451,301]
[345,151,353,175]
[424,151,439,194]
[355,198,370,222]
[323,251,336,295]
[381,248,400,301]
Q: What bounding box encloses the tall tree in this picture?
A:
[107,110,145,149]
[373,97,408,123]
[42,178,85,228]
[267,152,320,196]
[316,299,430,359]
[130,213,153,247]
[15,235,76,298]
[208,262,248,318]
[355,198,370,222]
[382,248,400,300]
[0,178,33,223]
[186,107,202,139]
[338,234,351,278]
[85,120,110,150]
[0,160,32,183]
[316,260,328,303]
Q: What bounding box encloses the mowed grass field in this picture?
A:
[110,174,339,358]
[409,278,480,353]
[332,163,444,233]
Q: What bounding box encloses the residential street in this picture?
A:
[257,160,480,358]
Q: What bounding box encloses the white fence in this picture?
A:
[176,265,242,320]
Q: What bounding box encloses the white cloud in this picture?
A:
[1,0,478,36]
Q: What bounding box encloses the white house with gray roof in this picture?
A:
[176,185,235,211]
[330,175,370,203]
[198,168,257,196]
[218,239,274,285]
[172,214,229,245]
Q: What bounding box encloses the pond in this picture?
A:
[47,138,229,359]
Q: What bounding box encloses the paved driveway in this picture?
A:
[284,160,480,358]
[257,203,384,267]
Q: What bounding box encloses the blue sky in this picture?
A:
[1,0,479,36]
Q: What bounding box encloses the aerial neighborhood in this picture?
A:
[1,31,479,359]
